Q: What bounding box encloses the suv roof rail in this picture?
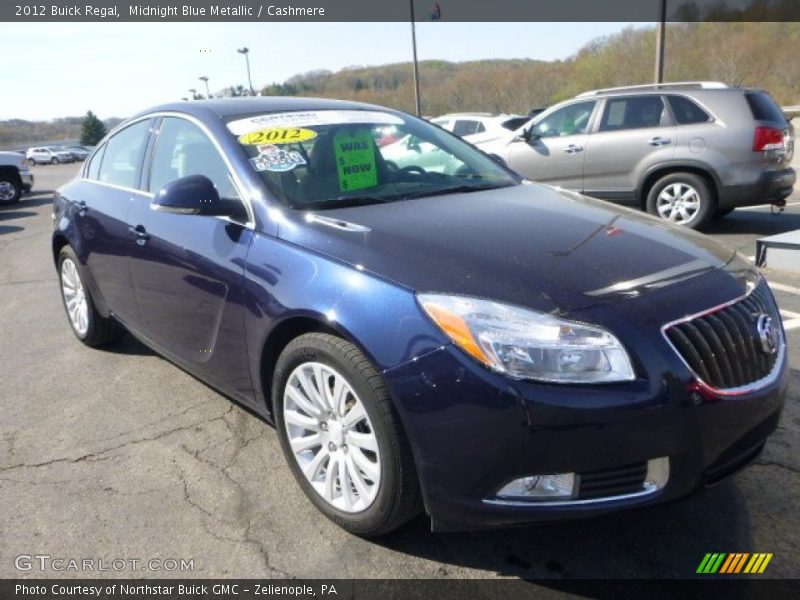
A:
[576,81,730,98]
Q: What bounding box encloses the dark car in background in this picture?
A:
[52,98,787,535]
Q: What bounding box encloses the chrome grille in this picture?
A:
[664,279,781,390]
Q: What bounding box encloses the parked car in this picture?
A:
[432,112,529,145]
[479,82,796,229]
[0,151,34,205]
[62,145,92,161]
[26,147,75,165]
[53,98,787,535]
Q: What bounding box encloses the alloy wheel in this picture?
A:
[656,182,701,225]
[0,181,16,202]
[283,362,381,513]
[60,258,89,336]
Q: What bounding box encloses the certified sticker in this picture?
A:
[228,110,404,136]
[238,127,317,146]
[249,144,306,172]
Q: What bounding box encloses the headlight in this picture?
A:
[418,294,635,383]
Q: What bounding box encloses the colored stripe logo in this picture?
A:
[697,553,773,574]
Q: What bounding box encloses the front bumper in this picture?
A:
[383,271,787,531]
[20,169,34,192]
[718,167,795,209]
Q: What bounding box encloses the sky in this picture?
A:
[1,22,641,121]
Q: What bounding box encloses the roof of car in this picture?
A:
[136,97,395,121]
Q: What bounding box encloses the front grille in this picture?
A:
[578,462,647,500]
[664,280,781,390]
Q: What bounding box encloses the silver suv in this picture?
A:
[479,82,795,229]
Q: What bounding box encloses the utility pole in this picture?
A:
[654,0,667,83]
[409,0,421,116]
[238,47,254,95]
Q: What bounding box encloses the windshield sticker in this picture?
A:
[228,110,404,136]
[334,129,378,192]
[239,127,317,146]
[250,144,306,172]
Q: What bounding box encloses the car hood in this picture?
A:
[277,184,736,314]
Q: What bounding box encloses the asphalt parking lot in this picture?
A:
[1,162,798,582]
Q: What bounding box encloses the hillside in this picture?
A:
[0,116,123,151]
[262,22,800,115]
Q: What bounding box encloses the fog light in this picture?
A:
[496,472,576,500]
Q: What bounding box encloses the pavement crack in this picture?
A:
[752,459,800,475]
[0,408,233,473]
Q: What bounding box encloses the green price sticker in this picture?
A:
[334,129,378,192]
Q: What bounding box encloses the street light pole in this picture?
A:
[238,47,254,95]
[409,0,421,117]
[198,76,211,99]
[654,0,667,83]
[188,88,197,100]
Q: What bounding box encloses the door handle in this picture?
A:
[129,224,150,245]
[648,137,672,147]
[564,144,584,154]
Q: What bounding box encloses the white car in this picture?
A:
[432,113,530,146]
[26,147,75,165]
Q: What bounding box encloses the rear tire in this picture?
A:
[646,172,714,230]
[273,333,422,537]
[51,157,59,165]
[57,246,125,347]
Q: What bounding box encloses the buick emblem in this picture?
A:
[756,314,779,355]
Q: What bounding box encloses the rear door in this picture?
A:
[126,116,254,398]
[74,119,154,324]
[505,100,597,189]
[582,95,676,202]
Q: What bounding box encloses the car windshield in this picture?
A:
[226,109,519,210]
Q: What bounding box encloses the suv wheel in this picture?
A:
[646,172,713,230]
[273,333,422,536]
[51,157,60,165]
[0,175,21,206]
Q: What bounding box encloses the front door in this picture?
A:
[504,100,597,190]
[126,116,254,399]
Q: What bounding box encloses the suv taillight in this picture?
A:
[753,126,784,151]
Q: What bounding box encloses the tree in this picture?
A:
[80,111,107,146]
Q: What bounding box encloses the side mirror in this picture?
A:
[152,174,245,219]
[406,136,422,152]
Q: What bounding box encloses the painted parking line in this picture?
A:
[769,281,800,296]
[780,308,800,331]
[738,201,800,211]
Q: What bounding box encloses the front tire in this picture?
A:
[58,246,124,347]
[0,176,21,206]
[646,172,714,230]
[51,157,60,165]
[273,333,421,537]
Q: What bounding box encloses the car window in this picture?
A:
[226,109,518,210]
[533,101,596,138]
[667,95,711,125]
[745,91,787,125]
[86,144,106,180]
[599,96,666,132]
[453,120,481,136]
[502,117,529,131]
[149,117,239,200]
[97,119,153,189]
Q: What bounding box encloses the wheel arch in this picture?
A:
[256,313,372,420]
[638,162,720,210]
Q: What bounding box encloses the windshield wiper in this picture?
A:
[299,195,391,210]
[402,182,514,200]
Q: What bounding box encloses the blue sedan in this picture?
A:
[52,98,787,535]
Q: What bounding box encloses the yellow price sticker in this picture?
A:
[238,127,317,146]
